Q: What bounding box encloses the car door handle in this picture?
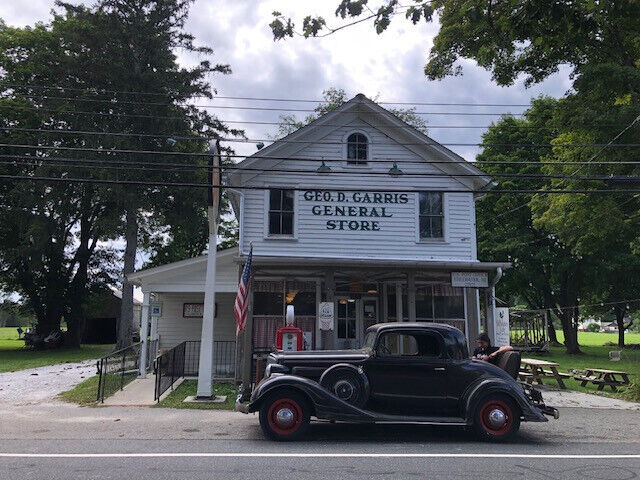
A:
[434,367,446,372]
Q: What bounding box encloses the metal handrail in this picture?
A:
[96,343,141,403]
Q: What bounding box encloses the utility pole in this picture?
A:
[196,140,221,398]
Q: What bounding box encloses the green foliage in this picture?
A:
[0,1,239,342]
[587,323,601,333]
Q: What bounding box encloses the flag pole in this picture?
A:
[196,140,221,399]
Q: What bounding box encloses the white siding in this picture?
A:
[239,119,477,262]
[156,292,236,349]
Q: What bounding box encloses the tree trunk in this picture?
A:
[118,205,137,350]
[558,309,581,354]
[546,310,559,345]
[614,306,626,348]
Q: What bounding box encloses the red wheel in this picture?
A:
[259,390,310,441]
[473,395,520,441]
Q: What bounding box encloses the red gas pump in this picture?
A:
[275,326,303,351]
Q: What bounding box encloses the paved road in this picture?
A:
[1,404,638,480]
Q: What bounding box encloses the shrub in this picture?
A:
[586,323,601,332]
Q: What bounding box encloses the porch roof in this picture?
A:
[237,254,510,272]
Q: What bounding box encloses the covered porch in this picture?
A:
[244,256,510,358]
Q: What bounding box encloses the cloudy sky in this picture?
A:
[0,0,573,162]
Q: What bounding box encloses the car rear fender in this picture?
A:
[462,378,547,424]
[247,374,376,422]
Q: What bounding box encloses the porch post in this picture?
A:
[323,270,335,349]
[465,287,481,350]
[407,272,416,322]
[395,281,403,321]
[138,291,150,378]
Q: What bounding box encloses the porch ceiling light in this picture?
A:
[388,162,403,176]
[316,161,332,174]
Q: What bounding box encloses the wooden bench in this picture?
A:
[542,369,571,378]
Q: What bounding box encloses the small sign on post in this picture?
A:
[318,302,334,331]
[451,272,489,288]
[495,307,510,347]
[150,302,162,317]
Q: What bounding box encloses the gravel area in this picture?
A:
[0,360,98,406]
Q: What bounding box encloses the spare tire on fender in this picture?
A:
[319,364,370,408]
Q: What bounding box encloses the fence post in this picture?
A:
[120,349,125,391]
[101,356,108,403]
[96,360,102,402]
[170,348,176,390]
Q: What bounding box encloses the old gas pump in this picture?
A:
[275,305,303,351]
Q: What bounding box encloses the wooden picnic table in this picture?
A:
[519,358,570,389]
[574,368,632,392]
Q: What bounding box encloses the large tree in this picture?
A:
[476,98,591,353]
[0,0,236,348]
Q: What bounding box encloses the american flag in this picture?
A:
[234,245,253,332]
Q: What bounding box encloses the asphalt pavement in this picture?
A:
[0,403,638,480]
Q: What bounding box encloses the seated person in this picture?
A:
[472,333,513,364]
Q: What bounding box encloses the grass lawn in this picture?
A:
[0,326,114,373]
[524,331,640,402]
[58,375,101,405]
[154,380,237,410]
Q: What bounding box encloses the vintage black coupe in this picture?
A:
[239,323,558,441]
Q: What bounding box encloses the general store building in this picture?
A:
[129,94,509,378]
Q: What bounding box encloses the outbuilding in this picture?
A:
[129,94,509,384]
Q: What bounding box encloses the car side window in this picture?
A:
[376,333,418,357]
[376,332,443,358]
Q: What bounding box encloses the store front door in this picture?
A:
[335,297,378,350]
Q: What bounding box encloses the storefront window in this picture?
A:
[434,285,464,319]
[286,281,316,316]
[415,285,434,320]
[253,292,283,315]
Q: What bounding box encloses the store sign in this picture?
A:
[183,303,217,318]
[318,302,334,330]
[302,190,408,232]
[495,307,510,347]
[451,272,489,288]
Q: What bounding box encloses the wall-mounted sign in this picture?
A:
[451,272,489,288]
[318,302,334,331]
[183,303,217,318]
[494,307,510,347]
[302,190,409,232]
[150,302,162,317]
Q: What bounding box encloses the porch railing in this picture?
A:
[96,343,141,403]
[154,340,236,402]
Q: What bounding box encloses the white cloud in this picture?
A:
[0,0,572,161]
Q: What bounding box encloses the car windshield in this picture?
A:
[362,331,376,349]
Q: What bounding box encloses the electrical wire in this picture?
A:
[1,155,634,182]
[1,174,638,194]
[4,126,640,149]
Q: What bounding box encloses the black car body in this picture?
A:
[240,323,558,441]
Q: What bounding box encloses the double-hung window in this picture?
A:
[418,192,444,240]
[346,133,368,165]
[268,189,294,236]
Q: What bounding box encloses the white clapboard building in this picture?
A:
[129,94,509,379]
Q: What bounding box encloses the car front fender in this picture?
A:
[247,374,377,422]
[461,378,547,424]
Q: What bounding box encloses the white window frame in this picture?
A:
[263,188,298,240]
[342,130,372,168]
[415,191,448,243]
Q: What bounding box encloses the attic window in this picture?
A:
[346,133,368,165]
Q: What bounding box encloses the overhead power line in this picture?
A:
[0,100,523,117]
[1,174,639,194]
[1,84,533,107]
[1,155,633,182]
[4,126,640,149]
[5,142,640,163]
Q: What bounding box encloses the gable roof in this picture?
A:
[227,93,493,191]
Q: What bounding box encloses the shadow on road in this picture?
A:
[286,421,547,445]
